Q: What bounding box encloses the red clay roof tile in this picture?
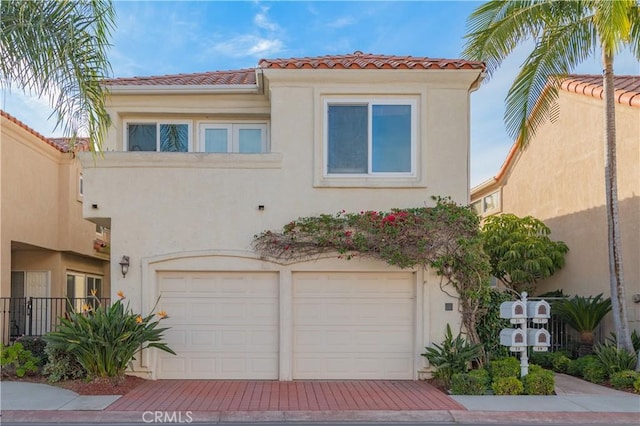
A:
[103,52,485,87]
[259,51,485,71]
[1,110,88,153]
[103,69,257,86]
[561,75,640,108]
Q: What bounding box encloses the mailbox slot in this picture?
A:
[527,300,551,323]
[527,328,551,348]
[500,328,526,352]
[500,301,527,324]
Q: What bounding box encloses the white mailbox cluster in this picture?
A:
[499,292,552,376]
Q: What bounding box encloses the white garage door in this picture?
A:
[293,271,415,379]
[156,271,279,379]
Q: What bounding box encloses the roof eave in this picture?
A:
[105,84,260,95]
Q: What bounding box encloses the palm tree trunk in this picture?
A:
[602,52,634,355]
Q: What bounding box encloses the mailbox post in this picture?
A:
[499,292,551,376]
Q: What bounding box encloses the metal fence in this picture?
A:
[0,297,110,346]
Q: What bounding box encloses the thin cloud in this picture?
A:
[210,35,283,59]
[326,17,355,29]
[254,7,279,32]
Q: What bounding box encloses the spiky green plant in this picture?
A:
[555,294,612,355]
[45,294,175,380]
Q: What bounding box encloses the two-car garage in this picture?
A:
[155,269,416,380]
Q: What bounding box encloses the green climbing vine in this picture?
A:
[253,197,493,350]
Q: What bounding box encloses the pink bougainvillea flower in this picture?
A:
[117,290,125,299]
[135,315,143,324]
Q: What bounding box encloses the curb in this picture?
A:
[3,410,640,424]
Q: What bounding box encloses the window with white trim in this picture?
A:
[199,123,268,153]
[325,99,416,176]
[126,122,191,152]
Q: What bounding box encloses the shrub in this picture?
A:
[634,376,640,394]
[476,289,512,360]
[583,362,607,384]
[567,355,598,377]
[551,354,572,373]
[15,336,47,366]
[523,369,555,395]
[46,292,175,380]
[468,368,491,388]
[594,343,637,377]
[529,351,553,369]
[42,344,86,383]
[490,357,520,379]
[0,343,39,377]
[450,371,489,395]
[609,370,638,390]
[422,324,483,386]
[492,376,524,395]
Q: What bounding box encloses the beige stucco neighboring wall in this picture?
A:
[0,114,110,299]
[482,91,640,334]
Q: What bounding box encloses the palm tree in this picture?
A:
[554,294,612,356]
[0,0,115,150]
[463,0,639,355]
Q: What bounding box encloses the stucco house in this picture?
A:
[471,75,640,336]
[0,110,111,344]
[79,52,485,380]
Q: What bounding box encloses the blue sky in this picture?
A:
[1,0,638,186]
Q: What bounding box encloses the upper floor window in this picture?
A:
[325,99,415,176]
[199,123,267,153]
[126,122,190,152]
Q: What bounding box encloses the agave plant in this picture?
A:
[554,294,612,356]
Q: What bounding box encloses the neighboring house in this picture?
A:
[79,52,485,380]
[0,110,111,344]
[471,75,640,336]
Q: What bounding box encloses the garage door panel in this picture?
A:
[293,271,415,380]
[295,327,413,351]
[295,299,413,325]
[157,271,278,379]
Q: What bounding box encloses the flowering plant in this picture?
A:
[46,291,175,380]
[254,197,492,350]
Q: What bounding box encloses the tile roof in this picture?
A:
[561,75,640,108]
[259,51,485,70]
[103,52,485,87]
[1,110,88,153]
[103,69,256,86]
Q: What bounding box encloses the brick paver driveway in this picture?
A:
[106,380,465,412]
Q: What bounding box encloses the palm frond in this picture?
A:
[0,0,115,151]
[555,294,612,333]
[463,0,556,80]
[504,16,595,146]
[629,3,640,59]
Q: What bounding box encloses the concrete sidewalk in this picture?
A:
[1,374,639,424]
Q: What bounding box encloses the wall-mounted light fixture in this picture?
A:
[119,255,130,278]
